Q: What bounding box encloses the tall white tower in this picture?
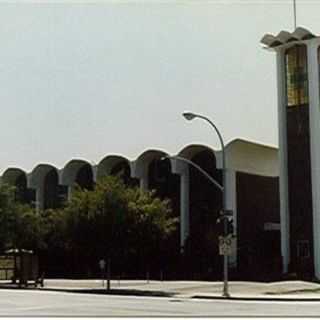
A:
[261,27,320,279]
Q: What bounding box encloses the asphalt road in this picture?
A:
[1,289,320,316]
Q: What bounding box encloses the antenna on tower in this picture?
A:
[293,0,297,29]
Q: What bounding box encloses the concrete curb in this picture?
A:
[191,295,320,302]
[37,287,177,298]
[22,286,320,302]
[2,281,320,302]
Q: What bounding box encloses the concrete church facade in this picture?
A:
[0,138,280,279]
[7,27,316,280]
[3,26,320,280]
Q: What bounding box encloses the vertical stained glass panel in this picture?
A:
[285,44,314,276]
[285,45,308,107]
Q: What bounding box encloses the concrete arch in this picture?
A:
[225,138,279,176]
[175,144,223,267]
[29,164,59,189]
[177,140,279,176]
[2,168,27,185]
[61,159,94,200]
[132,149,180,254]
[177,144,216,160]
[29,164,64,210]
[97,155,130,179]
[135,149,168,166]
[61,159,93,187]
[131,149,168,190]
[2,168,31,204]
[177,145,219,187]
[97,155,138,187]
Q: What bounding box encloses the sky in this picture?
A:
[1,0,320,173]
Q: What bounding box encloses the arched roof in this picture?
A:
[178,144,216,160]
[225,138,278,177]
[28,164,59,189]
[2,168,26,185]
[132,149,168,178]
[176,139,278,176]
[0,138,279,186]
[97,155,130,180]
[135,149,168,163]
[61,159,93,186]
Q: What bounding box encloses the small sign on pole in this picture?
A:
[219,236,234,256]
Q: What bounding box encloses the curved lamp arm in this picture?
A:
[162,155,223,192]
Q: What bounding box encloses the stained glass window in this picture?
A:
[285,45,309,107]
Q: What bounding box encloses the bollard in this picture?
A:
[107,259,111,291]
[101,270,105,288]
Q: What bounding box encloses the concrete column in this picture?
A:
[27,173,44,213]
[139,172,148,191]
[35,188,44,212]
[171,159,190,252]
[130,162,148,191]
[92,165,98,183]
[225,169,237,267]
[68,185,74,201]
[307,40,320,279]
[276,48,290,274]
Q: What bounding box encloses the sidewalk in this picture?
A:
[2,279,320,301]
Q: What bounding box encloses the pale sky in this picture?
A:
[0,0,319,173]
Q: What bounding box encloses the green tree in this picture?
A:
[44,176,177,277]
[0,183,43,252]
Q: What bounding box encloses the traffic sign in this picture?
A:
[219,236,234,256]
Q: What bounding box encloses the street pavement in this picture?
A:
[33,279,320,300]
[1,280,320,316]
[1,288,320,316]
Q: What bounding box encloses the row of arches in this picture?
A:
[0,139,280,278]
[0,139,278,236]
[1,145,224,211]
[1,145,222,273]
[0,139,278,257]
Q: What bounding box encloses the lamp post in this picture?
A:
[162,155,223,192]
[182,111,230,298]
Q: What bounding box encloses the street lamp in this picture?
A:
[162,155,223,192]
[183,111,230,298]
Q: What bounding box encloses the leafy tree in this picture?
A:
[44,176,178,277]
[0,183,43,252]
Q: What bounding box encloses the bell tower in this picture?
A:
[261,27,320,279]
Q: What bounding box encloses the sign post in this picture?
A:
[219,235,234,256]
[99,259,106,288]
